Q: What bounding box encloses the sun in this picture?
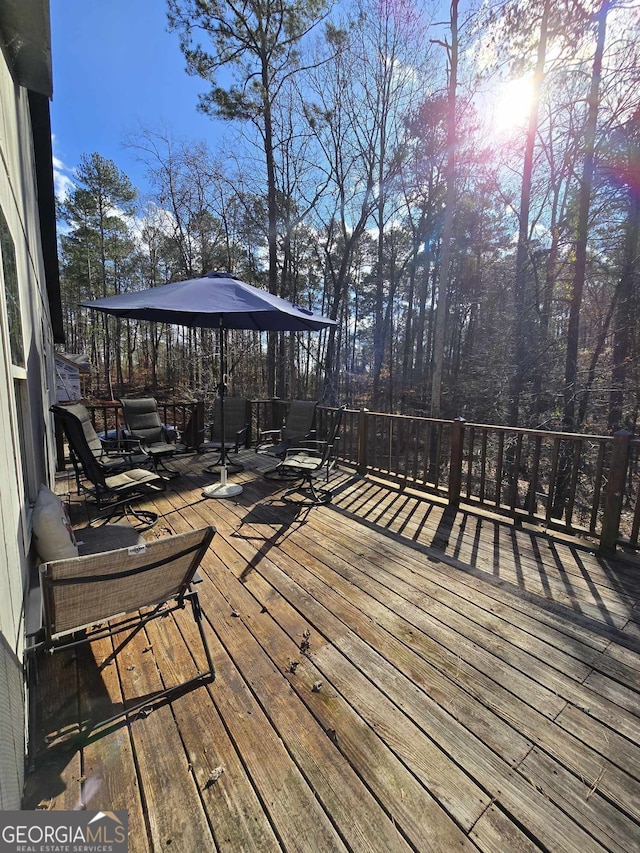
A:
[491,75,537,134]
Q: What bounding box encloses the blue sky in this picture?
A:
[50,0,221,198]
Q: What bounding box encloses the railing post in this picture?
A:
[448,417,466,506]
[357,408,369,476]
[599,428,631,554]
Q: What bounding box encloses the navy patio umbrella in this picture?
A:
[81,272,335,498]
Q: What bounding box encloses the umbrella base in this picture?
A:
[202,465,243,499]
[202,482,243,499]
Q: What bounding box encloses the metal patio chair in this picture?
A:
[51,404,166,530]
[52,403,153,496]
[278,406,346,505]
[199,397,249,472]
[120,397,179,477]
[28,526,216,732]
[256,400,318,477]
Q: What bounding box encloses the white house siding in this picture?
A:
[0,39,58,807]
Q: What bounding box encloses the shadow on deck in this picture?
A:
[24,451,640,852]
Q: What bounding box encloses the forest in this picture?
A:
[57,0,640,436]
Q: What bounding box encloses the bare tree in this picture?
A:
[430,0,458,418]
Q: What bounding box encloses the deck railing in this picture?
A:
[85,400,204,444]
[302,404,638,555]
[75,399,638,554]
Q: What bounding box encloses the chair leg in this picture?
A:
[189,589,216,679]
[97,600,167,670]
[203,450,244,474]
[282,475,332,506]
[153,456,180,479]
[264,462,300,480]
[123,504,159,529]
[90,498,158,530]
[85,591,213,734]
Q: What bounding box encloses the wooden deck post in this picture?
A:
[599,428,631,554]
[448,417,466,506]
[357,408,369,476]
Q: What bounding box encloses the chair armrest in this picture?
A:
[285,432,320,449]
[25,570,44,643]
[255,427,282,452]
[101,436,146,456]
[258,428,282,441]
[283,434,340,461]
[122,428,169,450]
[284,428,317,445]
[283,439,329,459]
[202,423,249,443]
[122,427,145,444]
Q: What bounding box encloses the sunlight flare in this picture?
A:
[491,74,537,133]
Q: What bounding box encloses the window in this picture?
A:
[0,207,24,368]
[0,204,35,508]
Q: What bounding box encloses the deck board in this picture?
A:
[78,634,150,852]
[26,452,640,852]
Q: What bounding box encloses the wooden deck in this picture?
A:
[24,451,640,852]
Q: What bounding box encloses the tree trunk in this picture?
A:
[263,58,278,398]
[553,1,610,519]
[508,0,549,426]
[608,188,640,430]
[430,0,458,418]
[562,1,609,432]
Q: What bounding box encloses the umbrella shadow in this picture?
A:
[231,499,311,581]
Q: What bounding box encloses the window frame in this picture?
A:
[0,205,38,518]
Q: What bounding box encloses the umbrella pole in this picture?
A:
[202,321,243,499]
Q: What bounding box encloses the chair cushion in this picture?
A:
[146,442,177,457]
[74,522,145,555]
[282,452,322,471]
[104,467,165,490]
[32,485,79,562]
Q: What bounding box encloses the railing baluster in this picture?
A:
[590,441,606,534]
[565,439,582,527]
[528,436,542,516]
[357,409,371,477]
[423,421,431,485]
[509,433,523,511]
[411,418,419,483]
[401,417,410,485]
[370,414,378,470]
[465,426,474,499]
[448,418,465,506]
[479,429,488,503]
[434,423,443,490]
[631,475,640,546]
[546,437,561,524]
[495,431,504,507]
